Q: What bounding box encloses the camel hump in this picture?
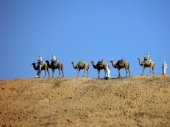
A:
[143,57,152,63]
[78,62,85,67]
[52,61,59,65]
[116,59,124,65]
[97,61,104,67]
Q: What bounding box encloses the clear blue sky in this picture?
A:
[0,0,170,80]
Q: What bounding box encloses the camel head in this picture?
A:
[137,58,142,61]
[110,60,114,64]
[91,61,94,63]
[32,63,36,65]
[71,61,75,64]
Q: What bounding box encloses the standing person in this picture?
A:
[162,61,167,75]
[104,64,110,79]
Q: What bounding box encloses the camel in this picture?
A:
[45,60,64,78]
[31,62,50,78]
[91,61,108,78]
[110,59,130,78]
[71,61,89,77]
[137,57,155,76]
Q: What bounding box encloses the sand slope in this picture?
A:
[0,75,170,127]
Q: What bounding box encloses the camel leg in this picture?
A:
[152,66,154,74]
[47,69,50,78]
[43,70,47,78]
[77,68,80,77]
[125,68,128,77]
[61,68,64,78]
[57,69,61,78]
[118,69,121,78]
[98,70,100,78]
[82,69,86,77]
[147,67,152,76]
[128,65,131,77]
[52,69,55,78]
[141,66,145,76]
[129,69,131,77]
[86,69,89,78]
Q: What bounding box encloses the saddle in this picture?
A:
[52,60,58,65]
[97,61,104,67]
[37,60,44,65]
[78,61,85,67]
[116,59,124,66]
[143,57,151,63]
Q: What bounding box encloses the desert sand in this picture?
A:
[0,75,170,127]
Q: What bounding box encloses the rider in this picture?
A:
[52,54,59,62]
[35,55,43,78]
[38,55,43,69]
[144,53,151,62]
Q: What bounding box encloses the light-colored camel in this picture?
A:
[46,60,64,78]
[31,62,50,78]
[110,60,130,78]
[137,57,155,76]
[71,61,89,77]
[91,61,108,78]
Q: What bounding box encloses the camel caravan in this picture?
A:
[32,53,167,79]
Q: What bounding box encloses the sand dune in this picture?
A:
[0,75,170,127]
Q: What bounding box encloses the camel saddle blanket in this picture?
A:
[37,60,44,65]
[97,61,104,67]
[144,60,150,64]
[78,62,85,67]
[116,59,124,66]
[144,57,149,61]
[52,61,58,65]
[143,57,152,63]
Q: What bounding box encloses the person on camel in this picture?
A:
[38,55,43,69]
[51,54,59,62]
[99,59,105,64]
[35,55,43,78]
[144,53,151,62]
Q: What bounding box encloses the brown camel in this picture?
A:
[137,57,155,76]
[31,62,50,78]
[45,60,64,78]
[91,61,108,78]
[71,61,89,77]
[110,59,130,78]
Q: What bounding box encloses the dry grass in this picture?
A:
[0,75,170,127]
